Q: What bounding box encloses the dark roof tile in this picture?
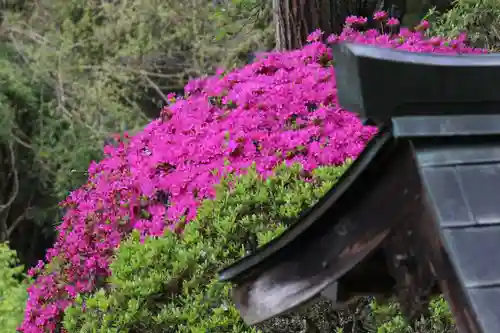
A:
[421,166,475,227]
[467,287,500,333]
[442,226,500,288]
[456,164,500,225]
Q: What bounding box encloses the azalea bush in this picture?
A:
[62,164,349,333]
[20,13,487,333]
[62,165,455,333]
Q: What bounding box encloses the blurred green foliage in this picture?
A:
[0,242,30,332]
[427,0,500,50]
[0,0,273,266]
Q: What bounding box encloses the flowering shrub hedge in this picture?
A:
[61,163,349,332]
[20,13,487,333]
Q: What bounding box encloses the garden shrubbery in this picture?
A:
[369,297,456,333]
[427,0,500,50]
[0,243,29,333]
[19,12,487,333]
[61,164,456,333]
[62,163,348,332]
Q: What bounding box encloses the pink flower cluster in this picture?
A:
[19,14,487,333]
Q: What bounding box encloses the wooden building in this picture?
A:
[219,43,500,333]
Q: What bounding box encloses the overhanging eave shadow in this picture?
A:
[218,126,424,325]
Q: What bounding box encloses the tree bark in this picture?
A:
[274,0,347,51]
[273,0,410,51]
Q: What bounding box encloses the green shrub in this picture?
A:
[427,0,500,50]
[367,297,456,333]
[0,243,29,332]
[62,162,455,333]
[62,163,348,332]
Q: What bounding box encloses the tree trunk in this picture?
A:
[273,0,409,51]
[274,0,348,51]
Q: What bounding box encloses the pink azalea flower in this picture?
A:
[373,10,388,21]
[307,29,324,42]
[387,18,400,26]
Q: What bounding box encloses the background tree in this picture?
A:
[427,0,500,51]
[272,0,455,50]
[0,0,273,268]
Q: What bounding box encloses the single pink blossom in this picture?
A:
[387,18,400,26]
[357,17,368,25]
[326,34,340,44]
[307,29,324,42]
[345,15,360,26]
[418,19,430,31]
[373,11,388,21]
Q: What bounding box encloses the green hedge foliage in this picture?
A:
[62,162,455,333]
[368,297,456,333]
[62,163,348,332]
